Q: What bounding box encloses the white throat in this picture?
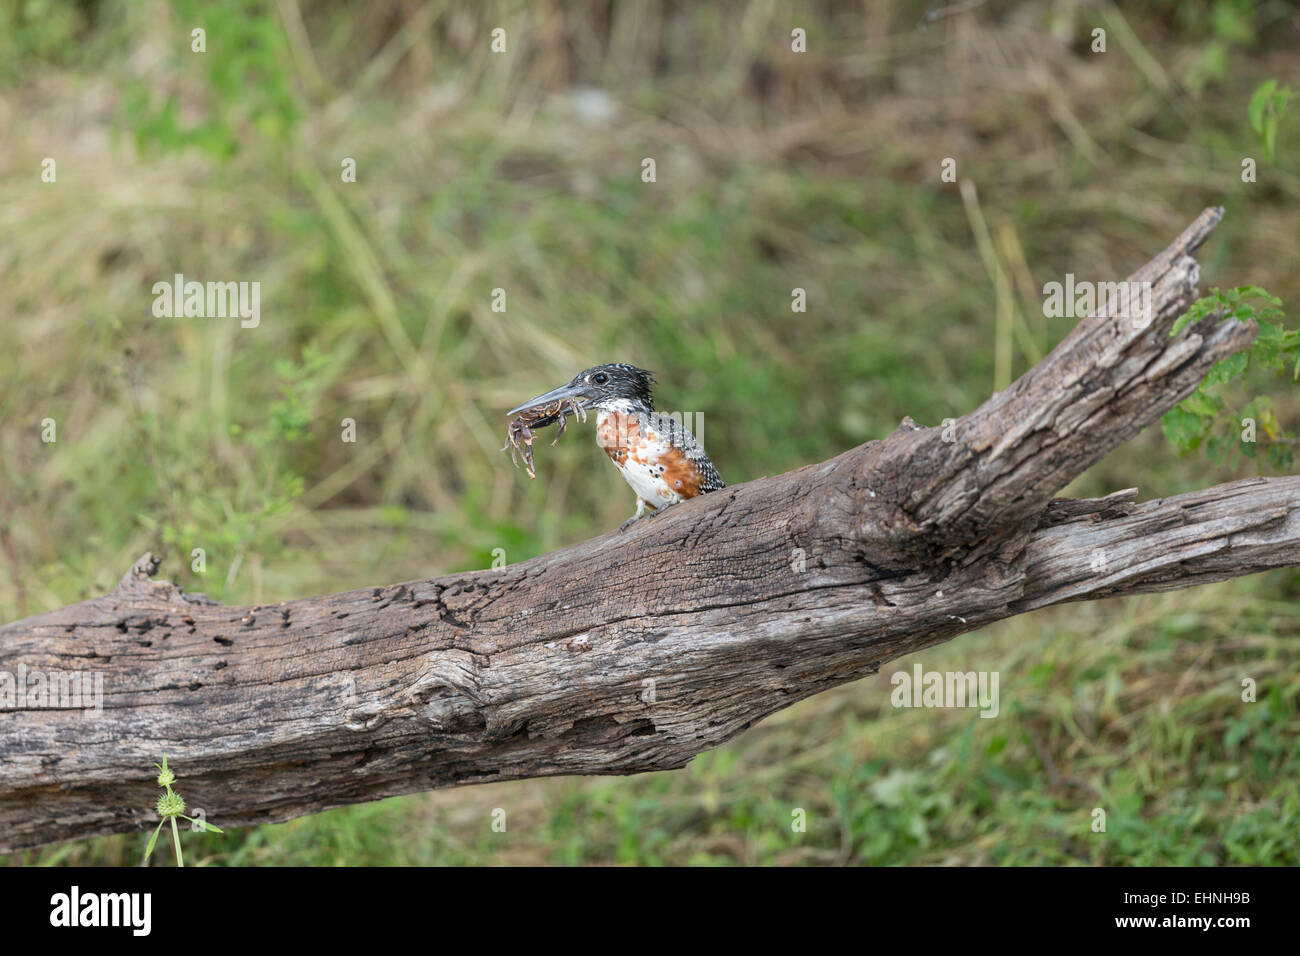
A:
[595,397,644,414]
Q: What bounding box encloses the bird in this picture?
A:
[506,363,725,530]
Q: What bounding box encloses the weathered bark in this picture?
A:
[3,207,1296,852]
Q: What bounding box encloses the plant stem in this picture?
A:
[171,816,184,867]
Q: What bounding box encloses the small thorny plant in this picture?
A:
[1163,286,1297,472]
[144,754,223,867]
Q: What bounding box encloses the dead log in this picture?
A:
[3,207,1296,852]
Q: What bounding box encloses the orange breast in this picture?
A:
[597,412,639,465]
[596,411,706,499]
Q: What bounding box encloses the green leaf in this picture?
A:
[181,815,224,833]
[1204,351,1248,386]
[1249,80,1277,134]
[1180,390,1223,417]
[1162,405,1209,452]
[1235,285,1282,306]
[1266,443,1293,471]
[144,820,165,859]
[1206,433,1235,465]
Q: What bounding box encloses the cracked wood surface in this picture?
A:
[2,208,1297,852]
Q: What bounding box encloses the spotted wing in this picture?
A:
[642,411,725,494]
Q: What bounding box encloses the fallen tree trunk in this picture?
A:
[3,207,1296,852]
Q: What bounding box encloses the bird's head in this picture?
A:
[507,363,655,417]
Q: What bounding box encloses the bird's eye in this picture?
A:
[593,372,608,385]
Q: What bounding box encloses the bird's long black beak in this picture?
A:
[506,382,593,417]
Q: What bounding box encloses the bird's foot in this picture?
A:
[619,505,670,532]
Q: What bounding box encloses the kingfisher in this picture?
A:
[507,363,725,530]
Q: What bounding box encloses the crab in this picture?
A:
[502,397,587,479]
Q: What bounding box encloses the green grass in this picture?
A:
[1,0,1297,865]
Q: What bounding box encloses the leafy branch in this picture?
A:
[1163,286,1296,472]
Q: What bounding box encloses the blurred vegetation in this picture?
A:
[1,0,1297,865]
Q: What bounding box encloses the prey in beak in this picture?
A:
[502,378,592,479]
[505,380,596,422]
